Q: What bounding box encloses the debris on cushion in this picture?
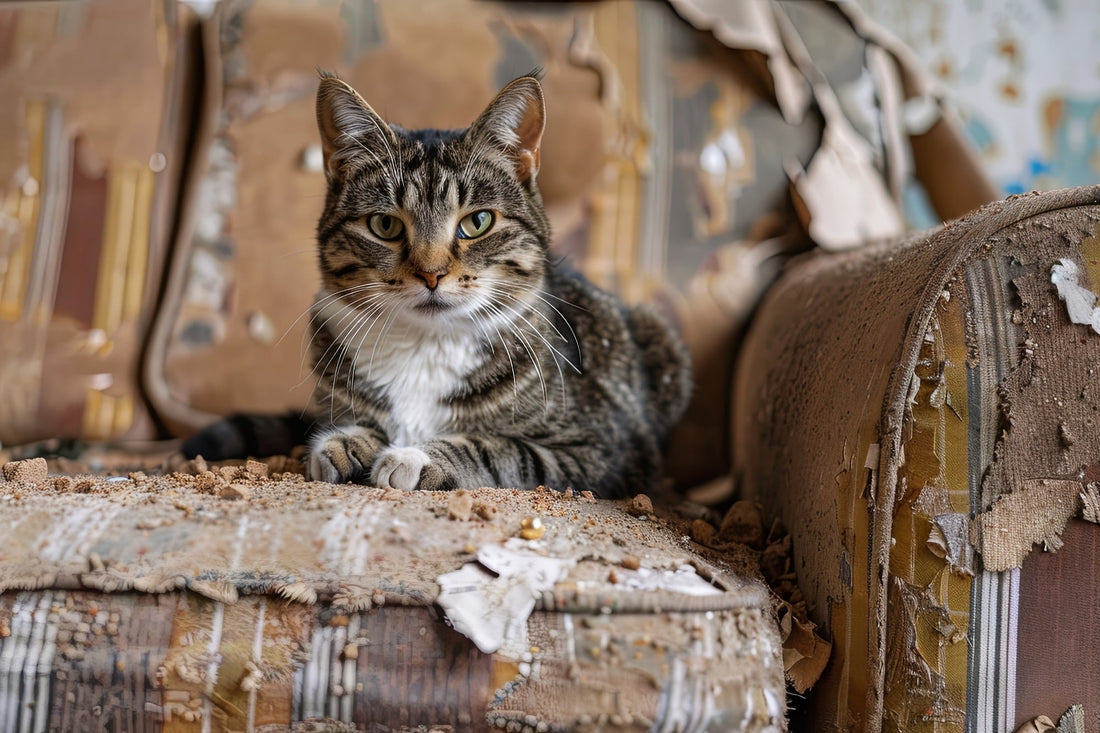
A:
[1,443,811,696]
[1014,715,1057,733]
[2,457,48,483]
[1051,258,1100,334]
[0,453,769,615]
[437,542,575,655]
[625,492,654,517]
[691,498,831,692]
[446,488,474,520]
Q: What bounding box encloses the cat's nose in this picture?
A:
[415,268,449,290]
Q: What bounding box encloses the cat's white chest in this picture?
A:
[315,296,485,445]
[340,317,481,446]
[370,335,477,445]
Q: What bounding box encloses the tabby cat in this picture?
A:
[187,72,691,498]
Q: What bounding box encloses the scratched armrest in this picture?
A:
[733,185,1100,731]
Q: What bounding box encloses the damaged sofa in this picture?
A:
[6,0,1088,732]
[736,185,1100,732]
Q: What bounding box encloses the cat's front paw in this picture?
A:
[308,428,378,484]
[371,447,433,491]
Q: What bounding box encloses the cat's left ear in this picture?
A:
[469,76,545,184]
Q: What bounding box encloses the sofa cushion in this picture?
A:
[0,462,786,731]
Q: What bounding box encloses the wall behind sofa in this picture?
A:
[856,0,1100,197]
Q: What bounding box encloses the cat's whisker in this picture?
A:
[484,315,520,421]
[365,298,404,380]
[480,299,549,413]
[297,291,387,385]
[534,287,589,311]
[291,285,390,380]
[467,307,525,419]
[340,303,392,424]
[301,302,385,420]
[482,295,568,407]
[480,284,581,377]
[281,281,388,349]
[496,283,586,373]
[480,281,566,341]
[315,299,388,425]
[467,310,496,356]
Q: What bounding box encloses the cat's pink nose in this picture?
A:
[416,268,448,290]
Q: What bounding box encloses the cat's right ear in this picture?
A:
[316,72,396,181]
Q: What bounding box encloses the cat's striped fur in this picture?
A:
[188,72,691,498]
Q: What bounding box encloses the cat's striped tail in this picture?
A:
[181,413,313,461]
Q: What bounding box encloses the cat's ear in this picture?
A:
[469,76,545,183]
[315,72,396,181]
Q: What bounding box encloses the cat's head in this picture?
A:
[314,71,551,329]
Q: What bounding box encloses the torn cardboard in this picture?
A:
[777,600,832,694]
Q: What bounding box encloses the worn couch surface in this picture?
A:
[735,185,1100,732]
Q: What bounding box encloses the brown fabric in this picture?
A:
[0,588,784,731]
[1016,520,1100,732]
[0,466,786,731]
[0,0,197,445]
[733,185,1100,731]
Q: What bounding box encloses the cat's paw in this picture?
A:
[371,447,432,491]
[308,428,378,484]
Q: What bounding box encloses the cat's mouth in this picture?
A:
[412,290,455,314]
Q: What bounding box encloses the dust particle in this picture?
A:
[719,500,765,547]
[447,489,473,521]
[2,457,48,483]
[691,518,718,546]
[220,483,252,501]
[193,471,221,494]
[472,500,497,520]
[625,493,653,517]
[245,459,269,479]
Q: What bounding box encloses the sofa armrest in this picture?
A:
[733,185,1100,731]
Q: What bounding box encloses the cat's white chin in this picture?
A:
[401,295,485,330]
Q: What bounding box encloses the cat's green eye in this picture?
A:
[456,210,495,239]
[367,213,405,241]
